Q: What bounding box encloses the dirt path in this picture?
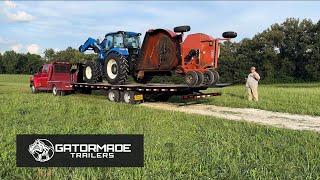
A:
[141,102,320,132]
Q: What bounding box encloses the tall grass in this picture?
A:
[1,74,320,179]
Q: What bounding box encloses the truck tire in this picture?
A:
[107,89,120,102]
[195,71,204,86]
[84,61,101,83]
[185,71,198,86]
[52,85,58,96]
[105,52,129,85]
[31,83,38,94]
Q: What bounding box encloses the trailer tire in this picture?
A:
[108,89,120,102]
[105,52,129,85]
[195,71,204,86]
[185,71,198,86]
[121,91,140,104]
[83,61,100,83]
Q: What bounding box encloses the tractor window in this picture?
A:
[124,35,140,48]
[105,35,113,50]
[113,34,124,48]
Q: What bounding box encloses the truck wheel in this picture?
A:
[31,84,38,94]
[211,69,220,85]
[185,71,198,86]
[195,71,204,86]
[203,71,215,85]
[105,52,129,85]
[52,85,58,96]
[84,61,100,83]
[108,89,120,102]
[121,91,140,104]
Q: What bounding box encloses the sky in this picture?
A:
[0,1,319,56]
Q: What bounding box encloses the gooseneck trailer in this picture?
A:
[30,62,226,104]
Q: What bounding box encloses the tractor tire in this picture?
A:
[203,71,215,86]
[185,71,198,86]
[195,71,204,86]
[211,69,220,85]
[105,52,129,85]
[174,26,191,33]
[83,61,101,83]
[107,89,120,102]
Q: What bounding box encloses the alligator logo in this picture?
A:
[28,139,54,162]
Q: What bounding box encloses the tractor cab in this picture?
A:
[103,31,141,53]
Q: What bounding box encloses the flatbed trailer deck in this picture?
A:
[71,82,230,104]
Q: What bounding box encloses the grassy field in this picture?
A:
[171,82,320,116]
[1,74,320,179]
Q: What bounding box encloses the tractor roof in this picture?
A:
[105,31,140,37]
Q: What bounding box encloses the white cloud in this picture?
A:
[2,0,35,22]
[11,44,23,52]
[5,10,35,22]
[26,44,40,54]
[4,0,16,9]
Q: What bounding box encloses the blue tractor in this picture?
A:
[79,31,141,84]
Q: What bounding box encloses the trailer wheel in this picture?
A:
[83,61,101,83]
[108,89,120,102]
[105,52,129,85]
[185,71,198,86]
[203,71,215,85]
[195,71,204,86]
[121,91,141,104]
[211,69,220,85]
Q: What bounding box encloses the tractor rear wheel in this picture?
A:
[195,71,204,86]
[105,52,129,85]
[185,71,198,86]
[83,61,101,83]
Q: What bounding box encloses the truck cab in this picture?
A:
[30,62,76,95]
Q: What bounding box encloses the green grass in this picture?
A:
[1,74,320,179]
[191,83,320,116]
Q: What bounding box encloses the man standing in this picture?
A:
[246,67,261,101]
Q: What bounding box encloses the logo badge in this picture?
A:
[28,139,54,162]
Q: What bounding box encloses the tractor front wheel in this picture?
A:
[105,52,129,85]
[83,61,102,83]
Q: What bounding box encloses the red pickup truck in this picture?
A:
[30,62,77,96]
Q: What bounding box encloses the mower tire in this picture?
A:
[174,26,191,33]
[185,71,199,86]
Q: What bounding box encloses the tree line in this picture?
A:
[0,18,319,83]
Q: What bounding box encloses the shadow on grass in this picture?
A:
[167,96,211,106]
